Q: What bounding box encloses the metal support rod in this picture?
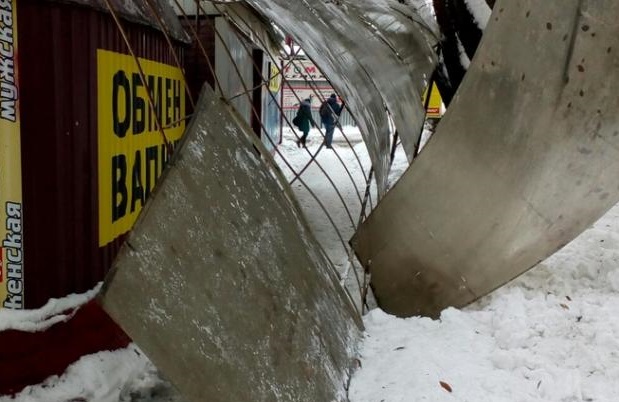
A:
[219,5,371,199]
[283,55,370,187]
[158,1,368,308]
[279,59,284,145]
[221,73,365,309]
[103,0,172,155]
[207,2,366,303]
[144,0,196,109]
[172,0,225,96]
[284,57,366,205]
[207,3,359,228]
[215,3,375,297]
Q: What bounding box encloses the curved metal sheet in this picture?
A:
[341,0,440,160]
[244,0,438,193]
[100,85,361,402]
[353,0,619,317]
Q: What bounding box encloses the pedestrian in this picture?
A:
[319,94,344,149]
[294,98,315,148]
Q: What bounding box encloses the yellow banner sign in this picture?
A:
[0,0,24,309]
[97,49,185,246]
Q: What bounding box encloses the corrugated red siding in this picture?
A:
[18,0,186,308]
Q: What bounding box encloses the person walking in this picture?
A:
[294,98,315,148]
[319,94,344,149]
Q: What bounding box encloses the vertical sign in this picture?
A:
[0,0,24,309]
[422,82,444,119]
[97,50,185,246]
[268,63,281,93]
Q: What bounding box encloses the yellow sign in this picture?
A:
[97,49,185,246]
[0,0,24,309]
[269,63,281,92]
[422,82,443,119]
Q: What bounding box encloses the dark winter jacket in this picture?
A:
[321,97,342,126]
[296,100,314,132]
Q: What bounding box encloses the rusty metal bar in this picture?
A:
[171,0,225,96]
[103,0,172,154]
[143,0,196,109]
[204,3,359,229]
[218,5,372,202]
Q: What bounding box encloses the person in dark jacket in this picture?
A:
[319,94,344,149]
[295,98,315,147]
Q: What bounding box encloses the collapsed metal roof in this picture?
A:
[244,0,439,195]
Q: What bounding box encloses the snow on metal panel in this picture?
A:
[353,0,619,317]
[100,85,361,402]
[244,0,438,194]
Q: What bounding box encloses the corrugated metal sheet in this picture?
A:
[215,17,254,125]
[41,0,191,43]
[18,0,186,308]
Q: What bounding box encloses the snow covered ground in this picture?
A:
[3,124,619,401]
[349,206,619,402]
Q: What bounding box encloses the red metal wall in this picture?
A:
[18,0,185,308]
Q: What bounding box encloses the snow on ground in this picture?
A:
[274,125,377,312]
[349,208,619,401]
[5,345,172,402]
[3,124,619,401]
